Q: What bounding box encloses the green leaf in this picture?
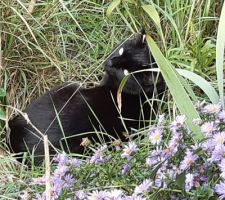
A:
[146,35,204,141]
[176,171,185,190]
[0,110,6,121]
[106,0,121,17]
[0,88,6,97]
[176,69,219,104]
[142,4,166,51]
[216,1,225,107]
[142,5,160,26]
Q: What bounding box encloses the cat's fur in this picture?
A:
[8,32,165,164]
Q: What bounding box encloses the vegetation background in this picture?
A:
[0,0,224,199]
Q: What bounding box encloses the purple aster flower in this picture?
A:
[201,138,215,152]
[121,142,139,159]
[155,170,166,188]
[121,164,131,175]
[69,158,82,168]
[35,193,46,200]
[87,190,108,200]
[53,165,69,177]
[185,173,194,192]
[211,145,225,162]
[170,115,186,132]
[213,132,225,147]
[180,149,198,171]
[90,144,109,164]
[148,128,163,145]
[215,181,225,200]
[63,174,76,189]
[200,175,207,183]
[146,150,161,167]
[124,194,146,200]
[75,190,87,199]
[218,110,225,122]
[201,121,216,136]
[53,152,68,166]
[134,179,153,194]
[202,103,221,114]
[106,189,123,199]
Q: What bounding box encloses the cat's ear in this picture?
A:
[140,29,146,43]
[138,28,147,45]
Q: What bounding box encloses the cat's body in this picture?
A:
[8,32,165,164]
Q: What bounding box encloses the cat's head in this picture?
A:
[103,31,162,95]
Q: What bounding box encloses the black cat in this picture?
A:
[8,32,165,164]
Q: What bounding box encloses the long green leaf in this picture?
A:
[177,69,219,104]
[142,4,166,51]
[146,35,203,141]
[106,0,121,17]
[216,1,225,108]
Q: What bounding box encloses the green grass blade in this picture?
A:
[106,0,121,17]
[216,1,225,108]
[146,35,203,141]
[142,4,166,51]
[177,69,219,104]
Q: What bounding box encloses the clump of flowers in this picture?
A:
[31,101,225,199]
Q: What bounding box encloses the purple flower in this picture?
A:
[69,158,82,168]
[215,181,225,200]
[201,139,215,152]
[134,179,152,194]
[106,189,123,199]
[201,121,216,136]
[170,115,186,132]
[146,150,161,167]
[218,110,225,121]
[53,165,69,177]
[64,174,76,189]
[185,173,194,192]
[90,144,109,164]
[121,142,138,159]
[148,128,163,145]
[51,177,65,199]
[211,145,225,162]
[202,103,221,114]
[53,152,68,166]
[180,149,198,171]
[87,190,108,200]
[75,190,87,199]
[213,132,225,146]
[154,170,166,188]
[124,194,146,200]
[121,164,131,175]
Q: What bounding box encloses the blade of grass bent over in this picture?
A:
[216,1,225,108]
[146,35,203,141]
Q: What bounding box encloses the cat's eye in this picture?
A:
[119,47,124,55]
